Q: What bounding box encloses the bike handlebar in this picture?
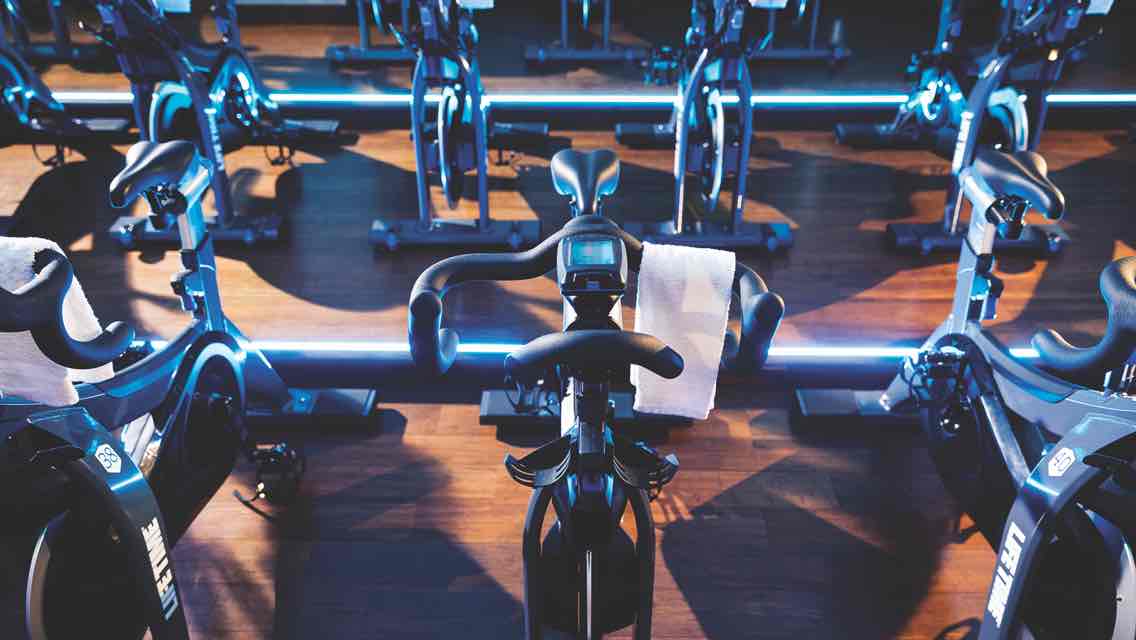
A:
[408,215,784,377]
[1031,257,1136,380]
[0,250,134,369]
[505,330,683,384]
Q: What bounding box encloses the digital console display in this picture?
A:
[569,238,617,266]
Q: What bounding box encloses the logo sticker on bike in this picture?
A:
[204,106,226,173]
[94,444,122,474]
[986,520,1026,628]
[1047,447,1076,478]
[141,517,180,621]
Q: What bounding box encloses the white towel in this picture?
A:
[0,237,116,407]
[631,242,735,420]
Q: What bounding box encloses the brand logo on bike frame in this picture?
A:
[141,517,180,620]
[987,520,1027,628]
[1048,447,1077,478]
[94,444,122,474]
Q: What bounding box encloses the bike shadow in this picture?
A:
[660,390,946,638]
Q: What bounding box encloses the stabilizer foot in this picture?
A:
[887,221,1067,256]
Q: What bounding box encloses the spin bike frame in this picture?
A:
[524,0,648,65]
[746,0,850,63]
[408,207,782,638]
[0,0,113,67]
[834,0,1016,152]
[0,38,133,235]
[409,216,679,639]
[618,0,793,253]
[97,0,354,248]
[4,151,293,448]
[0,37,133,150]
[0,255,191,640]
[796,164,1136,638]
[96,0,281,247]
[326,0,415,67]
[369,0,544,251]
[887,0,1101,256]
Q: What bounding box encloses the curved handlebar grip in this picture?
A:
[406,216,637,377]
[505,330,683,384]
[408,288,460,377]
[0,250,134,369]
[1031,257,1136,380]
[724,263,785,374]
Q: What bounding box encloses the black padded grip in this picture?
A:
[407,216,638,376]
[1032,257,1136,379]
[505,330,683,384]
[725,263,785,374]
[0,250,134,369]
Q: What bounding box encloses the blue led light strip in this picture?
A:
[50,91,1136,108]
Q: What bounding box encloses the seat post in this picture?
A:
[158,158,227,331]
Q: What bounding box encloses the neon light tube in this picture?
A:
[51,91,1136,108]
[1045,93,1136,104]
[51,90,134,103]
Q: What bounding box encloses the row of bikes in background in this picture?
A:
[2,1,1136,640]
[0,0,1121,256]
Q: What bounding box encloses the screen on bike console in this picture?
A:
[569,238,616,266]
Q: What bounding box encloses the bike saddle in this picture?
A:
[972,148,1066,219]
[1032,257,1136,380]
[551,149,620,216]
[109,140,198,208]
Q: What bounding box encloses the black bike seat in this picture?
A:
[972,148,1066,219]
[550,149,620,216]
[109,140,198,208]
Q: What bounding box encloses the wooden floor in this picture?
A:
[1,10,1135,640]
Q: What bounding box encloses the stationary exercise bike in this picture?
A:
[836,0,999,153]
[0,139,317,639]
[370,0,548,252]
[0,36,133,234]
[795,147,1136,638]
[615,0,793,253]
[0,0,114,67]
[408,149,784,638]
[744,0,849,63]
[325,0,415,67]
[841,0,1111,256]
[0,249,194,639]
[87,0,358,248]
[523,0,647,66]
